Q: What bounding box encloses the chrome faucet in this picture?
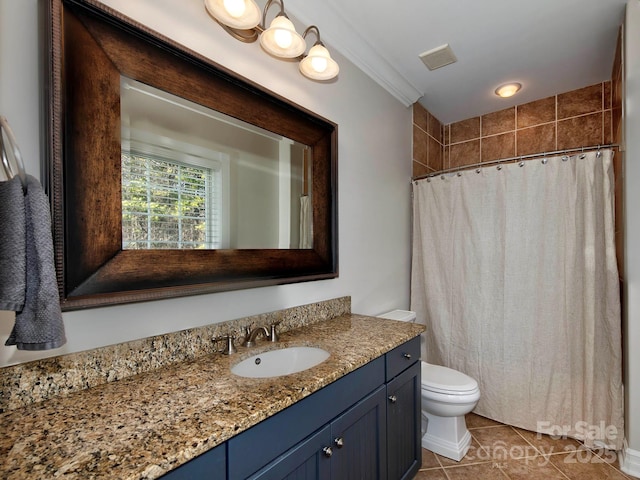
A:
[242,326,269,347]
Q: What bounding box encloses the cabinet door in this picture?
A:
[386,361,421,480]
[329,386,387,480]
[249,426,331,480]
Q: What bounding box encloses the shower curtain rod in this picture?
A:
[412,143,620,181]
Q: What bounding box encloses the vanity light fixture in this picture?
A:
[494,82,522,98]
[298,26,339,81]
[204,0,339,80]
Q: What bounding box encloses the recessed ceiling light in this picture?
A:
[495,82,522,98]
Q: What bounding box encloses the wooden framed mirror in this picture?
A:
[42,0,338,310]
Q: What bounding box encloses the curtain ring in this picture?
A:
[475,168,481,174]
[496,165,502,171]
[562,155,569,162]
[519,161,525,167]
[457,171,462,177]
[541,158,548,164]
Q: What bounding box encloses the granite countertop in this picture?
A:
[0,314,424,479]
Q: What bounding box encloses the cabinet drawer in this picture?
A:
[385,336,420,380]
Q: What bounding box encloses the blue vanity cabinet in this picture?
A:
[386,362,421,480]
[385,337,422,480]
[327,386,387,479]
[250,387,387,480]
[229,357,385,479]
[248,425,332,480]
[160,443,226,479]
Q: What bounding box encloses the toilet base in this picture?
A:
[421,412,472,461]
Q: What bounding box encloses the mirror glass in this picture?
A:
[120,77,313,250]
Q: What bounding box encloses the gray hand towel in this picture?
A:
[5,175,66,350]
[0,175,26,310]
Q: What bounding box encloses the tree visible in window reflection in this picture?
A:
[121,153,212,249]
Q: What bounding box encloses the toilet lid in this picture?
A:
[421,363,479,394]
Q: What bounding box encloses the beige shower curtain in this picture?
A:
[411,150,624,449]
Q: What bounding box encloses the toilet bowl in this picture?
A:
[420,362,480,461]
[378,310,480,462]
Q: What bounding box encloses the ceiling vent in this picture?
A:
[419,44,457,71]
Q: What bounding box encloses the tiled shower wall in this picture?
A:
[413,81,614,177]
[413,26,624,277]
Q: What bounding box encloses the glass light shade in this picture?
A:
[299,44,339,80]
[495,82,522,98]
[224,0,246,18]
[260,16,306,58]
[204,0,261,30]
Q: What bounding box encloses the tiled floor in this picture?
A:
[416,413,636,479]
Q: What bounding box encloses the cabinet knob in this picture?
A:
[403,353,412,360]
[323,446,333,458]
[334,437,344,448]
[388,395,397,403]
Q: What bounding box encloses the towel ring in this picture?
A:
[0,115,28,191]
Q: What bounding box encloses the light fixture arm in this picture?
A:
[260,0,287,29]
[213,20,260,43]
[302,25,321,43]
[301,25,324,54]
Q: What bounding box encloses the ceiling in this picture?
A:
[285,0,628,125]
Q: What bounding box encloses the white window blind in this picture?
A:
[121,152,221,249]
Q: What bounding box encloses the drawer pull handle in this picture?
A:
[403,353,412,359]
[323,446,333,457]
[388,395,397,403]
[334,437,344,448]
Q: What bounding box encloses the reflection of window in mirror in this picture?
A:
[121,145,227,249]
[120,76,313,250]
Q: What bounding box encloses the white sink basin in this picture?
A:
[231,346,330,378]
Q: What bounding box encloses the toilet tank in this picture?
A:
[378,310,416,323]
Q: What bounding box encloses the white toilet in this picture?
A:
[378,310,480,461]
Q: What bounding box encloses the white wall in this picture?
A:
[0,0,412,366]
[623,0,640,475]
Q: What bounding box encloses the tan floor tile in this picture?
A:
[513,427,582,455]
[548,452,631,479]
[466,413,503,429]
[597,449,623,464]
[421,448,442,469]
[414,468,448,479]
[471,426,539,461]
[443,461,510,479]
[497,456,570,479]
[420,419,633,479]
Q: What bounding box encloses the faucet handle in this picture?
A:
[267,322,280,342]
[213,334,237,355]
[225,334,238,355]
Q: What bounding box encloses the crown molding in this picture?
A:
[284,0,422,107]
